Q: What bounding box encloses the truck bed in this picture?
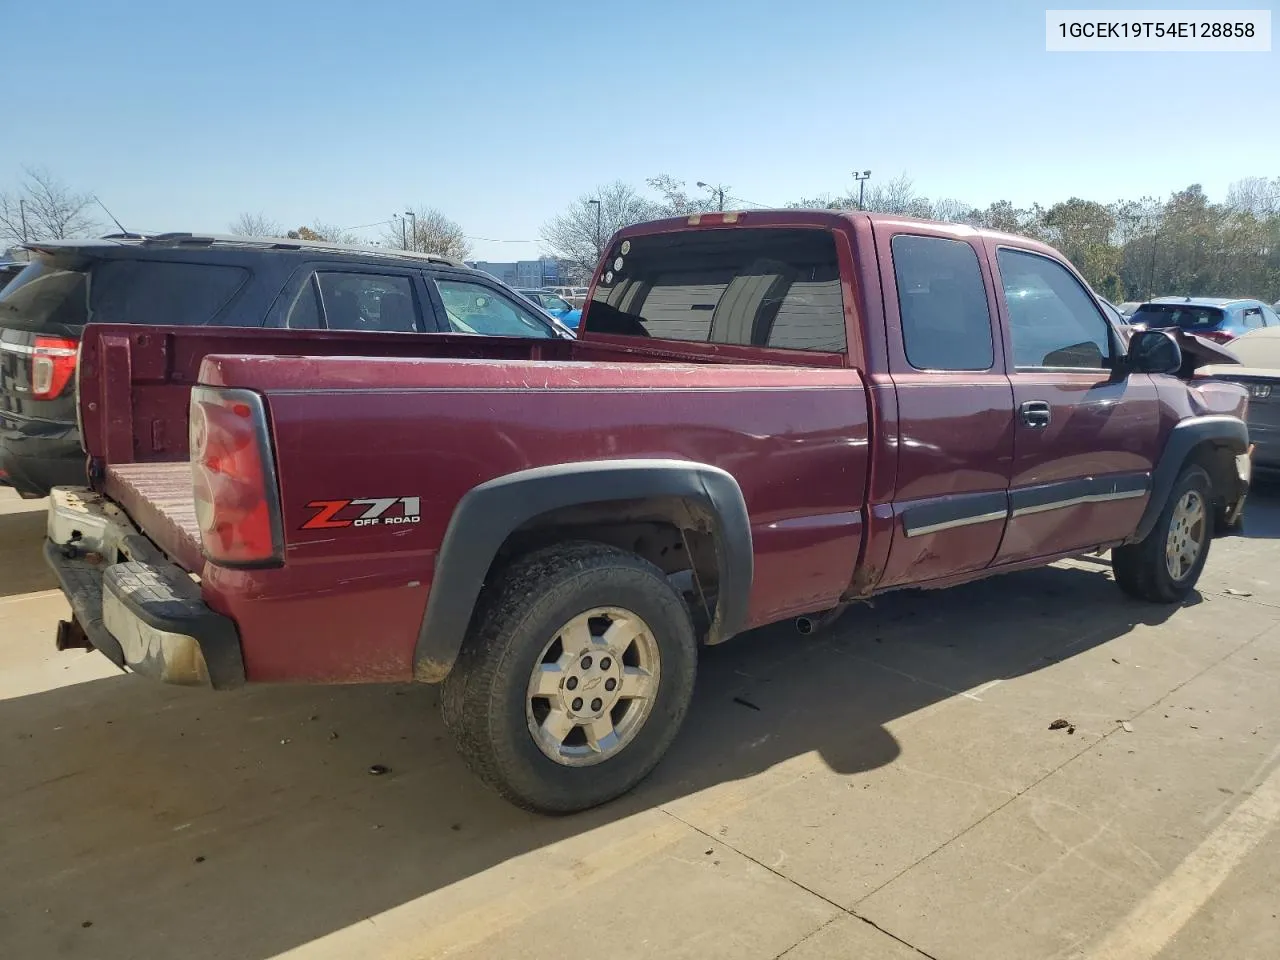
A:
[104,462,203,573]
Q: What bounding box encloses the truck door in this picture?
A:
[988,244,1159,564]
[873,226,1016,588]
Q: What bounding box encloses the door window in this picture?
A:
[285,277,322,329]
[435,279,558,338]
[891,235,994,371]
[316,273,420,332]
[997,249,1111,370]
[1242,306,1265,330]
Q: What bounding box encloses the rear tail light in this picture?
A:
[190,386,284,567]
[1199,330,1235,345]
[31,335,79,400]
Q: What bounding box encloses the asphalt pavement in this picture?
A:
[1,485,1278,960]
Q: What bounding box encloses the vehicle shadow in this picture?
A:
[0,562,1181,960]
[0,507,56,597]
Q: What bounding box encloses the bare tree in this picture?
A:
[1225,177,1280,218]
[379,208,470,260]
[646,174,717,216]
[0,167,100,243]
[228,212,284,237]
[290,221,363,245]
[541,182,660,277]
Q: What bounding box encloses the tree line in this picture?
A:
[5,166,1276,303]
[543,173,1280,302]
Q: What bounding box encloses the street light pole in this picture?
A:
[394,214,406,250]
[404,211,416,252]
[853,170,872,211]
[696,181,726,212]
[587,199,601,262]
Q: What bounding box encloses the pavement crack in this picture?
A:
[662,809,940,960]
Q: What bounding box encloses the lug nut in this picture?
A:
[605,678,617,691]
[581,656,593,669]
[600,657,612,670]
[591,698,603,712]
[572,697,583,711]
[566,676,578,690]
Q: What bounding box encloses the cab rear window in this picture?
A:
[586,228,846,352]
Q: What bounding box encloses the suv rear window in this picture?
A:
[0,255,248,334]
[91,260,248,325]
[0,257,89,335]
[1130,304,1225,331]
[586,228,846,352]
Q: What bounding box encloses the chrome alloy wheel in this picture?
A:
[525,607,661,767]
[1165,489,1206,582]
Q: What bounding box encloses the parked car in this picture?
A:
[550,285,589,308]
[1198,326,1280,478]
[41,210,1249,813]
[0,233,569,496]
[518,288,583,329]
[1117,301,1142,318]
[1127,297,1280,344]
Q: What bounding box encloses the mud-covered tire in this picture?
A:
[440,541,697,814]
[1112,465,1213,603]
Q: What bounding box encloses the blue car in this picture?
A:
[518,289,582,330]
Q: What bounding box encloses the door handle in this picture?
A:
[1020,400,1052,428]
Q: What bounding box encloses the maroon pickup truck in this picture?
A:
[43,211,1250,813]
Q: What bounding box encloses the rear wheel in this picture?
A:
[1113,465,1212,603]
[440,541,697,813]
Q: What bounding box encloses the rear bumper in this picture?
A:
[43,487,244,689]
[0,422,87,495]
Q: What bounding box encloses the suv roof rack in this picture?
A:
[137,232,467,267]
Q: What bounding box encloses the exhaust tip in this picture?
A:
[794,616,815,635]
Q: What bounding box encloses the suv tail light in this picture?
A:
[190,386,284,567]
[31,335,79,400]
[1199,330,1235,345]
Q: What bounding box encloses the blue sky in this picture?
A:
[4,0,1275,260]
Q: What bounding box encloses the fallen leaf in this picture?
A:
[1224,588,1253,597]
[1121,721,1133,733]
[368,764,390,776]
[1048,719,1070,731]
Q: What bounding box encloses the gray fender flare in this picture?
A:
[413,459,753,682]
[1128,415,1248,544]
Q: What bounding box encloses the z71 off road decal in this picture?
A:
[301,497,421,529]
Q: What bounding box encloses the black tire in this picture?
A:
[440,541,697,814]
[1112,464,1213,603]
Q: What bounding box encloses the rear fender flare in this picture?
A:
[413,459,752,682]
[1128,415,1248,544]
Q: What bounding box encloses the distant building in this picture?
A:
[467,258,562,289]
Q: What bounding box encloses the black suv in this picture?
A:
[0,233,570,497]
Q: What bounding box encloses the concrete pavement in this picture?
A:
[1,485,1277,959]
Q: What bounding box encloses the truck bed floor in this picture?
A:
[104,462,204,574]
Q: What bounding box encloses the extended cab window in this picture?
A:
[891,235,993,371]
[587,228,846,352]
[1243,307,1264,330]
[997,249,1111,370]
[436,279,557,338]
[315,273,420,333]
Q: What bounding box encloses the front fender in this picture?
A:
[1128,415,1248,544]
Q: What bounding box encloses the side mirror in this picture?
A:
[1125,329,1182,375]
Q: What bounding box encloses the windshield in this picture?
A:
[1131,304,1225,330]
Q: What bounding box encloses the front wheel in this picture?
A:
[1113,464,1213,603]
[440,541,697,814]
